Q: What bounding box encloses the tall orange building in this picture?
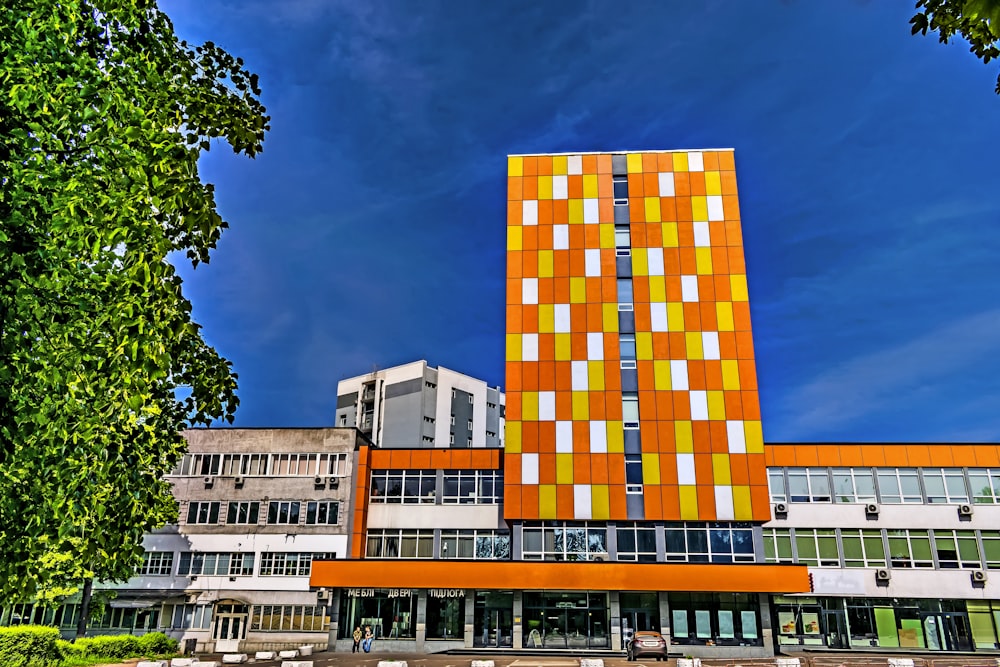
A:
[504,150,769,522]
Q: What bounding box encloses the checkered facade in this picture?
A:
[504,151,769,522]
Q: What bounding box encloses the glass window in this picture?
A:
[969,469,1000,504]
[922,469,970,504]
[832,468,876,503]
[267,501,300,525]
[365,530,434,558]
[768,469,787,503]
[622,392,639,423]
[617,278,633,305]
[227,501,259,525]
[620,334,637,361]
[616,523,657,562]
[187,501,220,525]
[878,468,922,503]
[615,225,631,248]
[305,501,339,525]
[370,470,436,503]
[762,529,793,564]
[786,468,831,502]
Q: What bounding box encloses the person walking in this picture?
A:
[352,626,362,653]
[363,625,374,653]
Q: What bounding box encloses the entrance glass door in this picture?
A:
[522,592,609,649]
[212,603,248,642]
[823,610,848,649]
[474,592,513,648]
[922,613,972,652]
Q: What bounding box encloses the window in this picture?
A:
[625,455,643,493]
[305,501,339,525]
[876,468,922,503]
[612,175,628,204]
[887,530,934,568]
[615,225,631,248]
[174,453,221,476]
[521,522,609,561]
[138,552,174,576]
[177,552,254,576]
[619,334,636,361]
[186,502,221,525]
[365,529,434,558]
[786,468,831,502]
[922,468,970,503]
[220,453,268,476]
[258,552,335,576]
[425,381,437,389]
[175,452,349,477]
[467,419,473,429]
[450,415,455,425]
[423,416,435,424]
[369,469,436,503]
[622,392,639,428]
[793,529,840,567]
[762,529,793,564]
[442,470,503,504]
[982,531,1000,568]
[831,468,876,503]
[767,469,787,503]
[840,529,886,568]
[266,501,301,525]
[339,415,346,426]
[226,501,260,525]
[969,469,1000,503]
[617,278,634,306]
[616,523,657,562]
[469,394,474,404]
[665,523,755,564]
[440,530,511,559]
[933,530,981,569]
[251,605,329,632]
[164,603,212,629]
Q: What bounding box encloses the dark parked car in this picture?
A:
[626,630,667,661]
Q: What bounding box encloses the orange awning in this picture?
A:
[311,560,809,593]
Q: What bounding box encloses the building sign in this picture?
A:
[346,588,413,598]
[428,589,465,598]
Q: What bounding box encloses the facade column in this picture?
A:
[464,591,475,648]
[416,590,428,651]
[658,592,671,644]
[609,590,622,651]
[328,589,341,651]
[513,591,523,649]
[758,593,774,656]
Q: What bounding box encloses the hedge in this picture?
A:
[0,625,62,667]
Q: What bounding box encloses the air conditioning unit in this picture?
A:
[972,570,988,583]
[328,478,339,489]
[959,503,974,517]
[590,553,608,562]
[875,569,892,582]
[865,503,880,516]
[314,475,325,487]
[203,476,214,488]
[234,476,245,488]
[316,588,329,600]
[773,502,788,517]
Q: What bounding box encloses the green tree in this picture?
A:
[0,0,268,606]
[911,0,1000,93]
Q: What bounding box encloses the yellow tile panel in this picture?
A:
[555,333,572,360]
[672,152,689,172]
[695,247,713,274]
[721,360,740,390]
[588,361,606,390]
[707,391,726,420]
[705,171,722,196]
[691,196,708,222]
[636,332,653,360]
[506,422,521,453]
[522,391,538,421]
[508,226,522,250]
[745,421,764,453]
[557,454,574,483]
[731,274,749,301]
[507,334,521,361]
[592,485,610,519]
[538,175,553,200]
[653,360,672,390]
[645,197,661,222]
[679,486,698,519]
[716,302,735,331]
[583,174,599,198]
[733,485,753,520]
[712,454,731,484]
[603,304,619,332]
[539,485,557,518]
[627,153,643,173]
[572,392,589,420]
[552,155,568,175]
[662,222,679,247]
[668,303,685,331]
[642,454,661,484]
[675,421,693,453]
[538,250,553,278]
[509,156,523,177]
[685,332,703,359]
[606,422,624,452]
[568,199,583,223]
[632,248,648,276]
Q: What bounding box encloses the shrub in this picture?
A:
[75,633,140,659]
[0,625,62,666]
[136,632,177,656]
[55,639,83,658]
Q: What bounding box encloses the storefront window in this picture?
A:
[337,589,417,640]
[522,592,608,649]
[426,591,465,640]
[474,591,513,648]
[668,593,760,646]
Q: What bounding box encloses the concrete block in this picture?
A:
[471,661,495,667]
[137,662,167,667]
[278,650,299,658]
[377,662,408,667]
[887,660,914,667]
[579,660,604,667]
[280,662,313,667]
[297,645,313,656]
[196,663,219,667]
[221,655,248,664]
[170,660,196,667]
[255,652,277,660]
[775,660,801,667]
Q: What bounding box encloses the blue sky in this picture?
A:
[167,0,1000,442]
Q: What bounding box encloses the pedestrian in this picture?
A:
[352,626,362,653]
[363,624,374,653]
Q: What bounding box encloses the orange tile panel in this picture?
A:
[687,361,707,391]
[750,484,771,520]
[568,225,586,249]
[567,175,583,199]
[608,454,626,485]
[709,221,727,246]
[727,247,746,273]
[655,152,673,172]
[552,199,568,225]
[556,484,575,516]
[506,393,521,420]
[950,446,977,467]
[591,454,610,485]
[589,393,606,420]
[659,453,678,484]
[628,173,645,197]
[747,454,768,486]
[703,152,720,171]
[735,332,755,360]
[597,154,612,174]
[724,221,743,247]
[506,278,521,305]
[609,486,628,519]
[521,156,538,176]
[795,446,819,466]
[521,174,538,200]
[679,247,697,274]
[536,155,552,175]
[645,487,663,519]
[584,224,602,248]
[711,246,730,275]
[507,304,522,333]
[538,454,556,484]
[634,305,652,333]
[673,392,692,420]
[710,422,729,453]
[674,173,691,197]
[738,360,758,389]
[689,172,706,197]
[604,392,623,419]
[714,275,732,301]
[508,176,523,201]
[974,445,1000,466]
[585,300,602,329]
[538,337,555,364]
[733,302,752,331]
[656,393,675,421]
[537,225,553,249]
[599,198,615,223]
[645,222,663,247]
[676,196,693,223]
[582,154,598,173]
[668,332,687,359]
[519,422,537,452]
[664,248,681,274]
[720,170,738,195]
[905,444,932,467]
[660,197,677,223]
[538,278,554,304]
[696,484,716,518]
[573,455,591,484]
[573,422,590,450]
[718,332,737,359]
[521,366,539,392]
[731,458,750,486]
[504,484,521,518]
[522,485,539,519]
[537,422,556,453]
[764,446,792,467]
[697,276,716,303]
[677,222,695,247]
[538,200,553,226]
[693,423,712,454]
[505,453,521,482]
[722,194,740,221]
[642,153,658,173]
[882,445,908,467]
[683,303,702,331]
[815,445,842,466]
[508,202,522,226]
[661,485,680,518]
[724,391,743,419]
[410,450,432,469]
